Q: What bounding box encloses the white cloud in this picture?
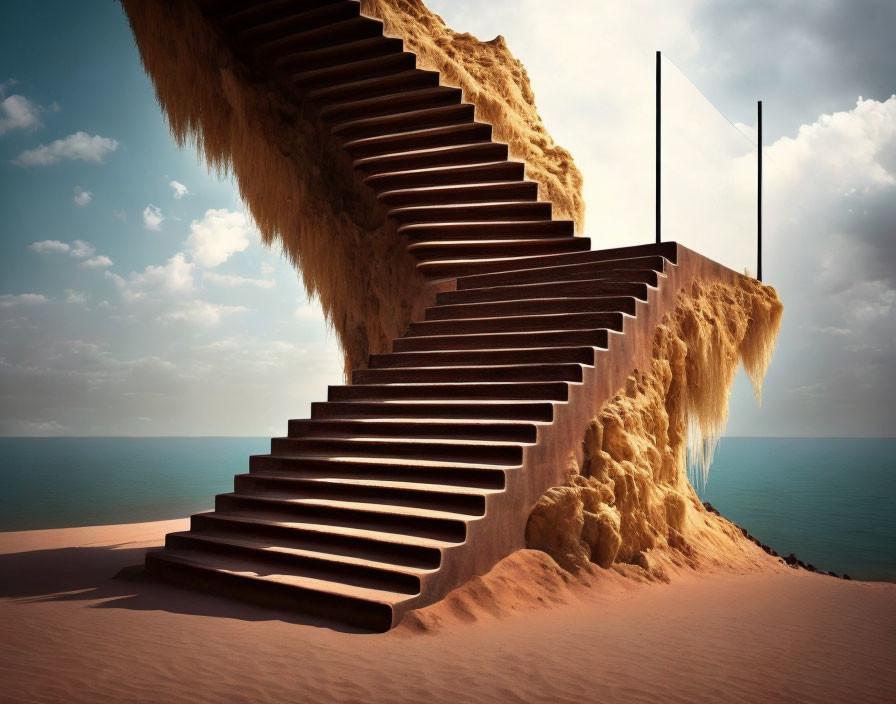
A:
[186,208,251,267]
[294,304,319,320]
[169,180,189,199]
[30,239,70,254]
[107,252,195,302]
[14,131,118,166]
[260,262,275,275]
[143,204,164,231]
[161,300,247,326]
[65,289,87,304]
[0,93,42,135]
[0,293,48,307]
[203,271,275,289]
[69,240,95,259]
[113,209,127,222]
[81,255,113,268]
[73,187,92,206]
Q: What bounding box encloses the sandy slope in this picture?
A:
[1,520,893,704]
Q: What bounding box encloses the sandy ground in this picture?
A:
[1,520,894,704]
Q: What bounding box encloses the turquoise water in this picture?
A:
[0,437,893,581]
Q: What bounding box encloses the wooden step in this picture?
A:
[392,328,609,353]
[425,295,638,321]
[446,254,668,289]
[287,417,538,442]
[232,475,491,515]
[239,1,360,45]
[365,161,525,192]
[310,400,555,422]
[388,201,551,225]
[293,51,416,91]
[320,86,462,123]
[275,36,404,73]
[215,492,470,542]
[145,548,406,632]
[437,277,652,305]
[367,347,595,369]
[249,454,507,489]
[328,380,572,402]
[255,16,384,57]
[190,511,446,569]
[344,122,492,160]
[310,69,440,106]
[379,180,537,208]
[334,103,476,141]
[352,362,585,385]
[406,311,626,337]
[409,237,587,261]
[399,218,573,243]
[354,141,508,175]
[270,436,525,465]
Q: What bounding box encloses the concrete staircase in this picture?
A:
[145,0,738,631]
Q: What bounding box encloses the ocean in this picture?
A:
[1,436,893,581]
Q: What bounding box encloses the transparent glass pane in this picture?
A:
[661,55,759,276]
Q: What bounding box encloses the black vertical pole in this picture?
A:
[757,100,763,281]
[656,51,661,244]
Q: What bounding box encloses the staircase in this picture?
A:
[144,0,741,631]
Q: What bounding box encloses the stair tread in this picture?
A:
[222,492,480,522]
[192,510,461,549]
[354,141,505,168]
[332,103,475,137]
[150,548,416,604]
[170,530,436,576]
[241,473,502,495]
[343,122,489,150]
[320,86,462,120]
[278,435,531,447]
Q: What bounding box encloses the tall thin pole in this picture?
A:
[656,51,661,244]
[757,100,763,282]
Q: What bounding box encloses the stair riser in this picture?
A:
[393,329,608,352]
[328,382,570,402]
[346,124,492,160]
[190,512,443,569]
[257,18,383,57]
[455,256,666,289]
[215,494,468,542]
[249,455,506,490]
[277,37,404,74]
[270,437,523,465]
[296,52,417,92]
[401,220,574,242]
[368,349,594,369]
[233,475,487,515]
[335,104,475,141]
[145,552,395,632]
[356,143,508,175]
[425,295,637,320]
[351,365,583,385]
[410,237,587,261]
[381,182,538,208]
[366,161,524,192]
[390,202,551,225]
[408,312,625,337]
[437,279,651,305]
[240,3,361,46]
[310,401,553,422]
[165,533,421,594]
[312,71,440,106]
[322,87,462,123]
[287,419,538,442]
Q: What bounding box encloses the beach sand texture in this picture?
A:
[1,520,893,704]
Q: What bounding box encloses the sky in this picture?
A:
[0,0,894,437]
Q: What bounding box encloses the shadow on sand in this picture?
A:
[0,543,368,633]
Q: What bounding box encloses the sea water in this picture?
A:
[1,436,893,581]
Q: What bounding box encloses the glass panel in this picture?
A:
[661,54,758,276]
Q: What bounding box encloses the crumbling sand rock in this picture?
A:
[526,277,784,578]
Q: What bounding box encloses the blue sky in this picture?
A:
[1,0,894,437]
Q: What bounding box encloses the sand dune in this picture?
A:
[1,520,893,703]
